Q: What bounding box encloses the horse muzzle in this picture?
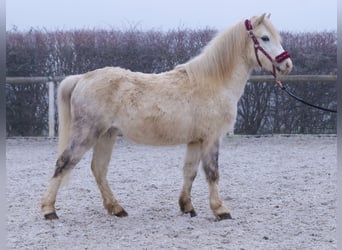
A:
[275,54,293,75]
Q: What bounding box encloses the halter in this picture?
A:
[245,19,336,113]
[244,19,291,78]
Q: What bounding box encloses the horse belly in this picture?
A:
[115,108,194,146]
[102,102,235,148]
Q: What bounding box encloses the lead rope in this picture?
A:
[276,80,337,113]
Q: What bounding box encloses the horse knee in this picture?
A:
[202,158,219,183]
[203,166,219,183]
[201,140,220,183]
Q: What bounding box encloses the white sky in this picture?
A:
[6,0,337,32]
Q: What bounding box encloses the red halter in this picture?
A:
[244,19,291,78]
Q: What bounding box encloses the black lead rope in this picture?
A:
[277,82,337,113]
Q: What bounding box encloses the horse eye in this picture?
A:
[261,36,270,42]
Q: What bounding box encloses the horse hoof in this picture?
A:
[44,212,59,220]
[115,209,128,217]
[217,213,232,220]
[190,210,197,217]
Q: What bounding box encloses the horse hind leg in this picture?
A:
[179,142,201,217]
[41,146,90,220]
[91,128,128,217]
[201,140,232,220]
[41,125,101,220]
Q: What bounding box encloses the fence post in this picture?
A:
[47,81,55,137]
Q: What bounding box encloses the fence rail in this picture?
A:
[6,75,337,137]
[5,74,338,84]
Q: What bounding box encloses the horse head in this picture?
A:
[246,13,293,77]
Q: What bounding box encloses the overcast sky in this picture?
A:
[6,0,337,32]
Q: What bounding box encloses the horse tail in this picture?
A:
[57,75,81,156]
[56,75,82,186]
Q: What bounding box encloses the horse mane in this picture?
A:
[184,16,281,87]
[184,20,249,86]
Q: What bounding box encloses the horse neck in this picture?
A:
[186,21,251,89]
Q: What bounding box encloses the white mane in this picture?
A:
[185,21,248,85]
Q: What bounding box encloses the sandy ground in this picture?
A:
[6,135,336,250]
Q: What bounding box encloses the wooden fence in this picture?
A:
[6,75,337,137]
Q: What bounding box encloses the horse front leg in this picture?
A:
[201,139,232,220]
[179,142,201,217]
[91,128,128,217]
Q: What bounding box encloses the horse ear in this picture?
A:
[252,13,267,26]
[267,13,271,19]
[259,13,267,23]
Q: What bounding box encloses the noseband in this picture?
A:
[245,19,291,78]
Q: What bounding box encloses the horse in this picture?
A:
[41,13,292,220]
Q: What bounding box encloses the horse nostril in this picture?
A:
[286,62,290,69]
